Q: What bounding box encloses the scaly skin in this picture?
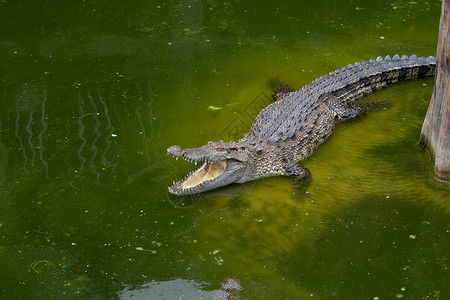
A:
[168,54,436,195]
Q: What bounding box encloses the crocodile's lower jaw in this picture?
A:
[169,161,227,195]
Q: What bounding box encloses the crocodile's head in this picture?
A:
[167,141,251,195]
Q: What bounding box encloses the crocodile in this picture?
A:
[168,54,436,195]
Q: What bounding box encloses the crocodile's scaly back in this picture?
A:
[168,54,436,195]
[241,55,436,162]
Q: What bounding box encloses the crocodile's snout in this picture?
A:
[167,145,183,156]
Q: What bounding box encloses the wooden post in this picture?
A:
[420,0,450,180]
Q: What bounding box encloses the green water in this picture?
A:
[1,0,449,299]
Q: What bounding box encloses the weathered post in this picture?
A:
[420,0,450,180]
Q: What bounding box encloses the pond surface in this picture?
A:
[1,0,449,299]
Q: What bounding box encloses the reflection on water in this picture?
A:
[0,81,169,185]
[76,90,115,179]
[117,279,215,299]
[13,84,49,175]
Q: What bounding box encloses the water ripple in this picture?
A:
[77,92,87,171]
[88,91,101,179]
[37,89,49,177]
[98,90,116,172]
[15,111,27,170]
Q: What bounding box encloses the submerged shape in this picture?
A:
[214,276,241,300]
[168,55,436,195]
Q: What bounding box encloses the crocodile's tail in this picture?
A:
[316,54,436,105]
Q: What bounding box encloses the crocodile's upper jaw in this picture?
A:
[167,143,248,195]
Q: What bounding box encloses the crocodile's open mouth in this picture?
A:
[169,160,227,195]
[167,144,246,195]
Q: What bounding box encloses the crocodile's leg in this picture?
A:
[284,163,312,189]
[284,163,311,179]
[324,96,371,122]
[269,79,294,102]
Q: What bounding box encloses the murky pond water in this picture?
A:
[1,0,449,299]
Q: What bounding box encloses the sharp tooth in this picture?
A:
[176,157,178,161]
[195,161,197,166]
